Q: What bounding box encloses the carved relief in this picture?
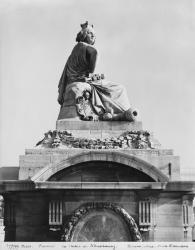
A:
[36,130,159,149]
[61,202,142,242]
[76,90,99,121]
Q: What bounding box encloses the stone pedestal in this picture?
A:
[1,119,194,242]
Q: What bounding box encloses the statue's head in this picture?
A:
[83,90,91,100]
[76,21,96,45]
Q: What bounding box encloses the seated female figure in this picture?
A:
[58,22,137,121]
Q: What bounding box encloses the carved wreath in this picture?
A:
[61,202,142,242]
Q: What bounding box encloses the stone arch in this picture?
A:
[61,202,142,242]
[31,151,168,182]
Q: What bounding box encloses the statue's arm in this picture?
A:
[86,46,97,73]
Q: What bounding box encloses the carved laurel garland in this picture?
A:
[36,129,157,150]
[61,202,142,242]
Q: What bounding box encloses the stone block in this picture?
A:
[157,203,182,215]
[57,105,78,120]
[130,153,180,180]
[111,121,142,131]
[64,201,84,215]
[18,167,31,180]
[15,225,48,241]
[64,200,137,218]
[50,154,70,164]
[70,130,91,138]
[156,214,182,227]
[19,154,52,180]
[101,131,114,139]
[56,120,143,132]
[154,226,184,241]
[19,167,43,180]
[63,190,136,202]
[120,202,137,217]
[90,130,102,138]
[19,154,51,168]
[5,193,49,241]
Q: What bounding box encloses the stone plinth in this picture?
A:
[56,120,143,131]
[56,120,143,139]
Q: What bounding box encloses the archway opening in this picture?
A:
[48,161,155,182]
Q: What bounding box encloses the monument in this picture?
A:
[0,22,195,242]
[57,21,137,122]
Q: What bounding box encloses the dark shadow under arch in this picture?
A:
[49,161,155,182]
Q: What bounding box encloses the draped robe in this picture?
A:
[58,42,132,120]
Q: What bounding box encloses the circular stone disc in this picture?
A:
[71,209,132,242]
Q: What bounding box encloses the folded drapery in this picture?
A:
[60,80,136,121]
[58,42,137,121]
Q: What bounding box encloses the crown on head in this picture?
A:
[80,21,93,30]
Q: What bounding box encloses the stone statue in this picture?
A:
[58,21,137,121]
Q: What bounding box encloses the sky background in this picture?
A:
[0,0,195,175]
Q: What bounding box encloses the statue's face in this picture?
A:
[85,28,96,45]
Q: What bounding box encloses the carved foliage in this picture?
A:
[36,130,158,149]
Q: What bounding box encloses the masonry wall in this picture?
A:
[4,192,49,241]
[19,148,180,181]
[3,189,194,242]
[154,193,194,241]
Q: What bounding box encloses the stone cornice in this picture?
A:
[1,181,195,193]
